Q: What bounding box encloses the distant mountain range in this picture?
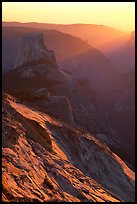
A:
[3,21,128,49]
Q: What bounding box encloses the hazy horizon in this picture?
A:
[2,2,135,33]
[2,20,134,34]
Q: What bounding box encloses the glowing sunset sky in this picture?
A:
[2,2,135,32]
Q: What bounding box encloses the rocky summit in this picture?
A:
[13,33,57,69]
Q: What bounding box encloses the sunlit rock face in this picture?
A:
[13,33,57,69]
[2,95,135,202]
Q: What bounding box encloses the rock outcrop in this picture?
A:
[27,94,75,126]
[2,95,135,202]
[13,33,57,69]
[46,95,74,125]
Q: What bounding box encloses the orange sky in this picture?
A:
[2,2,135,32]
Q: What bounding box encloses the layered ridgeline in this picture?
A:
[2,26,91,73]
[2,21,127,50]
[2,34,135,202]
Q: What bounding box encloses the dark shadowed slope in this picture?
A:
[60,39,135,169]
[60,49,118,109]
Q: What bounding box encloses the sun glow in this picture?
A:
[2,2,135,32]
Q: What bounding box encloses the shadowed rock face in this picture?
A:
[13,33,57,69]
[28,94,75,126]
[46,96,75,126]
[33,87,49,98]
[60,34,135,169]
[108,70,135,167]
